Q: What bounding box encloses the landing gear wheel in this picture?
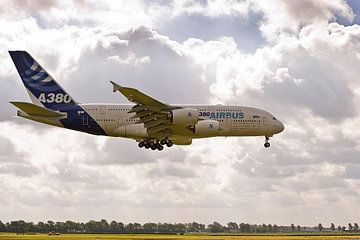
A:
[166,141,173,147]
[151,145,157,150]
[160,139,167,145]
[264,136,270,148]
[144,141,150,149]
[157,144,164,151]
[138,141,145,148]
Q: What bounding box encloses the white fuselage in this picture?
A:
[78,104,284,141]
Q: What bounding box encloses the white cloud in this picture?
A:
[253,0,354,42]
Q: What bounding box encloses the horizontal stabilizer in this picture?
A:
[10,101,66,118]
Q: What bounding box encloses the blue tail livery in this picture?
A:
[9,51,105,135]
[9,51,76,111]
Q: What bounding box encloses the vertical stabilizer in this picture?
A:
[9,51,76,111]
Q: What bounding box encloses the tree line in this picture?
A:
[0,220,359,234]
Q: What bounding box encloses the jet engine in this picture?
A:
[193,120,220,137]
[170,108,199,126]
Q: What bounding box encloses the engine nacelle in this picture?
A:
[111,124,148,138]
[193,120,220,137]
[171,108,199,126]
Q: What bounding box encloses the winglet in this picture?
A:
[110,81,122,92]
[110,81,168,107]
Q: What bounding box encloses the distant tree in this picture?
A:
[244,223,252,233]
[37,222,46,233]
[297,225,301,232]
[187,222,201,232]
[10,220,27,233]
[342,226,346,232]
[28,222,36,232]
[65,220,79,233]
[227,222,238,232]
[291,224,295,232]
[100,219,109,233]
[0,221,5,232]
[268,224,273,232]
[318,223,323,232]
[239,223,245,232]
[174,223,185,233]
[199,223,206,232]
[85,220,100,233]
[117,222,126,232]
[349,223,353,231]
[55,222,66,233]
[253,224,260,233]
[273,224,278,233]
[354,223,359,231]
[338,225,342,231]
[109,221,118,233]
[125,223,134,233]
[47,221,54,232]
[143,223,157,233]
[208,222,224,233]
[133,223,142,232]
[330,223,335,231]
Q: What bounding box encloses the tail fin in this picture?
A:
[9,51,76,111]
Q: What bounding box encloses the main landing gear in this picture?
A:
[264,136,271,148]
[138,139,173,151]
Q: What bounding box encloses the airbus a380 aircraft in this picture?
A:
[9,51,284,151]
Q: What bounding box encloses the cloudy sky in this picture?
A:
[1,0,360,226]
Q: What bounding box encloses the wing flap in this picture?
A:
[137,114,168,123]
[10,101,66,118]
[128,104,164,114]
[144,119,171,129]
[131,110,153,119]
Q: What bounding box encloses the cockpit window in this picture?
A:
[273,117,277,120]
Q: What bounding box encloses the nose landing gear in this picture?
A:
[264,136,271,148]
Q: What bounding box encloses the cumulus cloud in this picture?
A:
[253,0,354,41]
[1,0,360,226]
[282,0,354,25]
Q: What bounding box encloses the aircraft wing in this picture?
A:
[110,81,178,139]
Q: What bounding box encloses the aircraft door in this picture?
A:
[118,115,126,126]
[100,106,106,114]
[82,116,88,126]
[262,116,268,126]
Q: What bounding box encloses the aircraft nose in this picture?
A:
[277,121,284,133]
[272,120,284,134]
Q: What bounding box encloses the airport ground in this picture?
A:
[2,233,360,240]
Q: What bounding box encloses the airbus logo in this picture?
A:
[199,111,244,119]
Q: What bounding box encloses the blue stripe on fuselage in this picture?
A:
[59,105,106,136]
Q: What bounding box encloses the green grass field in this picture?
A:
[1,233,360,240]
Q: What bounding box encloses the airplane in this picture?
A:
[9,51,284,151]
